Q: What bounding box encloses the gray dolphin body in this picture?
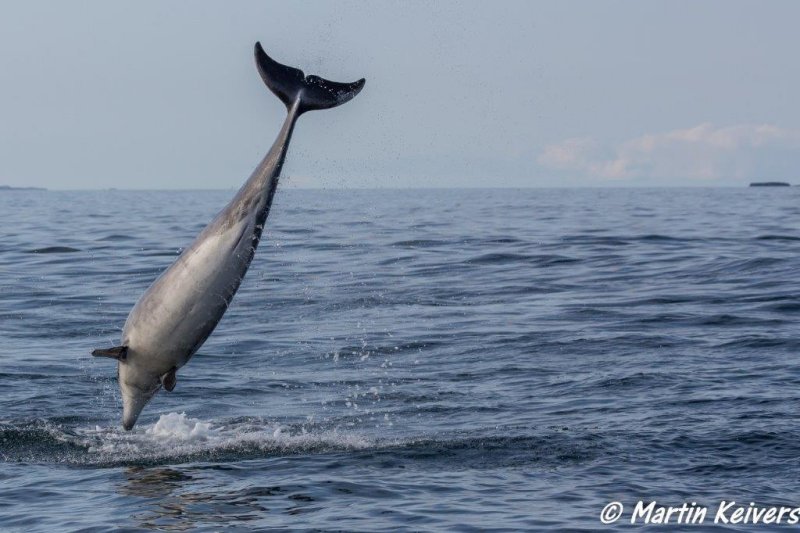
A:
[93,43,365,430]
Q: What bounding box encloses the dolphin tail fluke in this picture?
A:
[254,42,365,115]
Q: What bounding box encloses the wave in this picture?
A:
[0,413,372,467]
[25,246,81,254]
[0,413,602,470]
[464,253,578,266]
[96,234,136,242]
[755,234,800,242]
[391,239,449,248]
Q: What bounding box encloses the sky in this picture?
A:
[1,0,799,189]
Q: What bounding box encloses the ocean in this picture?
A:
[0,187,798,531]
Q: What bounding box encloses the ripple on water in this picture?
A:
[1,188,799,530]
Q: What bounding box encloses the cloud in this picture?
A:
[537,137,602,169]
[538,123,800,183]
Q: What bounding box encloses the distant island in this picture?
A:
[0,185,46,191]
[749,181,791,187]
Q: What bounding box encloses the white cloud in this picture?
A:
[538,123,800,182]
[537,137,601,169]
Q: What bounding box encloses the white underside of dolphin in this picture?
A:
[93,43,365,430]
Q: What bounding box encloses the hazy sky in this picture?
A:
[1,0,799,189]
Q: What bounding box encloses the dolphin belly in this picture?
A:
[123,215,255,368]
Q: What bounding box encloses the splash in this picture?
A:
[0,413,376,466]
[145,412,215,441]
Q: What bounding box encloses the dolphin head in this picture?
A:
[118,360,161,431]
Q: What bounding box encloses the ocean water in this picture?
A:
[0,187,798,531]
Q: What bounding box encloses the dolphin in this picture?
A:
[92,42,365,430]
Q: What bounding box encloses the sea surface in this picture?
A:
[0,187,799,531]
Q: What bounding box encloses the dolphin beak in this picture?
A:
[121,389,153,431]
[122,404,142,431]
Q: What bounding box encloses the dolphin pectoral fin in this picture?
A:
[91,346,128,361]
[161,367,177,392]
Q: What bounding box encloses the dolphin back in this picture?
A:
[254,42,365,114]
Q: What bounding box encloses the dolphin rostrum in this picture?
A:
[93,42,365,430]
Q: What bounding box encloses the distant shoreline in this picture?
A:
[749,181,791,187]
[0,185,46,191]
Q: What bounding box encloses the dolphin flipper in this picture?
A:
[161,367,177,392]
[254,42,365,115]
[92,346,128,361]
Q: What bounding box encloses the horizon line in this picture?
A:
[2,184,796,192]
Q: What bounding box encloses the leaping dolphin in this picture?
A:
[92,43,365,430]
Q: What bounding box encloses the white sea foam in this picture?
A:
[77,412,373,465]
[145,412,215,441]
